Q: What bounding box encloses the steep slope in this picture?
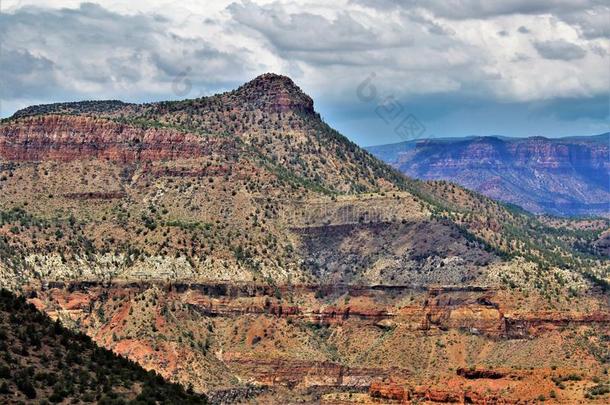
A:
[366,134,610,217]
[0,288,206,404]
[0,74,502,289]
[0,74,609,403]
[2,75,605,286]
[11,73,404,195]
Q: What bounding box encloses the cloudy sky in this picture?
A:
[1,0,608,146]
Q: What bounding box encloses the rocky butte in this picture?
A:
[0,74,608,403]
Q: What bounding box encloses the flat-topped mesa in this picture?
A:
[231,73,315,114]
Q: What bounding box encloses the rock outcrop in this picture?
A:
[231,73,315,114]
[0,115,234,163]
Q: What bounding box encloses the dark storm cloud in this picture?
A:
[328,91,609,146]
[533,94,610,121]
[0,49,58,99]
[533,39,587,60]
[226,1,470,73]
[560,6,610,39]
[352,0,610,40]
[0,0,607,140]
[228,2,400,53]
[0,2,249,108]
[225,0,606,105]
[352,0,594,19]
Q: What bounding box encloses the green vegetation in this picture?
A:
[586,384,610,398]
[552,373,582,389]
[0,289,207,404]
[409,180,610,289]
[1,74,608,293]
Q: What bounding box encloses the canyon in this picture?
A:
[21,280,610,403]
[0,74,608,403]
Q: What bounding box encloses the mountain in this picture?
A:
[0,288,206,404]
[366,134,610,217]
[0,74,609,403]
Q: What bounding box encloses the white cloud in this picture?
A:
[223,0,609,103]
[0,2,258,110]
[0,0,608,128]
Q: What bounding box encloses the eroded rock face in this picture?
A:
[232,73,315,114]
[457,367,505,379]
[369,380,409,402]
[0,115,234,162]
[224,354,402,390]
[423,290,507,337]
[369,369,561,405]
[183,291,391,324]
[23,280,610,403]
[504,311,610,339]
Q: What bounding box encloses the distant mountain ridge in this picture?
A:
[367,133,610,217]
